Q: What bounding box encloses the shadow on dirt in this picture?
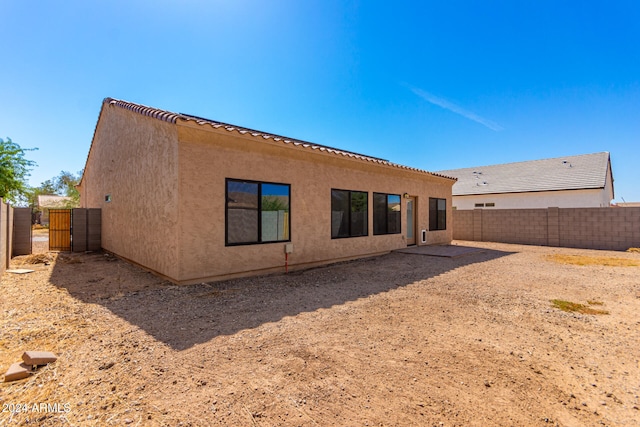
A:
[48,247,514,350]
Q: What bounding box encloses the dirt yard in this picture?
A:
[1,241,639,426]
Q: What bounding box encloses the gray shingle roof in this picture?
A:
[437,152,611,196]
[103,98,455,181]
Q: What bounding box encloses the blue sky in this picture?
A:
[2,0,639,202]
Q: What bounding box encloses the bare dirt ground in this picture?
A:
[1,240,639,426]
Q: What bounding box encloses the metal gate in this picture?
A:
[49,209,72,251]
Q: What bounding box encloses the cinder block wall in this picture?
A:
[481,209,548,246]
[72,208,102,252]
[559,208,640,250]
[453,210,474,240]
[453,207,640,251]
[1,199,14,275]
[12,207,32,256]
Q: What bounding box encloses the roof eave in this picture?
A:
[453,186,607,197]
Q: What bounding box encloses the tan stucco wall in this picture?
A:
[79,104,181,279]
[175,122,453,284]
[80,104,454,284]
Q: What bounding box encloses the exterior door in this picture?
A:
[406,197,416,245]
[49,209,72,251]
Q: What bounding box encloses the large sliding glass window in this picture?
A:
[331,189,368,238]
[429,197,447,231]
[226,179,290,245]
[373,193,401,235]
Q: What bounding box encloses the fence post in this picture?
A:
[1,199,6,272]
[2,200,13,270]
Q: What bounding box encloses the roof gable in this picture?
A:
[437,152,611,196]
[102,98,455,182]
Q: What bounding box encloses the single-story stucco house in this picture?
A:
[78,98,456,284]
[437,152,614,210]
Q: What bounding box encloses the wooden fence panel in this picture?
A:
[49,209,72,251]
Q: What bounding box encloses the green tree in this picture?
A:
[0,137,37,205]
[38,179,58,195]
[53,170,82,204]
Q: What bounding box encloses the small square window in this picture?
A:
[105,194,112,203]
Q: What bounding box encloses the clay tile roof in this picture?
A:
[102,98,455,181]
[106,98,181,123]
[437,152,611,196]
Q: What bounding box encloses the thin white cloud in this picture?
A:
[407,85,504,131]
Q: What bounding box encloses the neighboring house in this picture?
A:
[36,195,73,225]
[437,152,614,210]
[78,98,456,285]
